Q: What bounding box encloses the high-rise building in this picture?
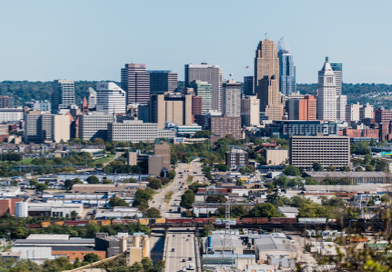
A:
[330,63,343,95]
[189,80,213,113]
[77,113,114,141]
[243,76,254,95]
[24,113,70,143]
[149,92,193,129]
[336,94,347,122]
[185,63,223,111]
[222,80,241,118]
[154,141,171,169]
[209,115,241,140]
[360,103,374,120]
[254,39,284,120]
[147,70,177,95]
[84,87,97,109]
[317,57,337,121]
[286,95,317,120]
[51,80,75,113]
[277,37,296,96]
[346,102,361,123]
[96,82,126,115]
[121,63,150,105]
[0,96,13,108]
[241,95,260,126]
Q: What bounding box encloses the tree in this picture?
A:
[109,196,129,207]
[147,178,162,190]
[123,178,138,183]
[376,159,389,172]
[355,166,363,172]
[86,175,100,184]
[154,260,166,272]
[215,164,229,171]
[364,154,372,165]
[35,183,48,191]
[238,166,253,175]
[365,165,374,172]
[70,210,78,220]
[312,161,323,171]
[283,165,301,176]
[248,203,281,218]
[327,165,336,172]
[180,190,195,209]
[236,179,244,186]
[193,130,213,138]
[141,257,153,271]
[64,178,83,190]
[342,165,351,172]
[84,253,100,263]
[273,175,288,188]
[102,179,113,184]
[144,208,161,218]
[351,141,371,155]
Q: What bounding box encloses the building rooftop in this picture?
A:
[254,236,296,253]
[27,234,69,240]
[304,184,392,193]
[305,171,389,178]
[278,206,299,213]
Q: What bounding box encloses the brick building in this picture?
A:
[210,116,241,140]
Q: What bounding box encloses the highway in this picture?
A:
[149,159,204,218]
[164,229,197,272]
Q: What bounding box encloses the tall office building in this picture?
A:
[336,94,347,122]
[241,96,260,126]
[277,37,296,96]
[190,80,213,113]
[185,63,223,111]
[96,82,126,115]
[0,96,13,108]
[78,113,114,141]
[24,113,70,143]
[51,80,75,113]
[121,63,150,105]
[222,80,241,117]
[286,95,317,120]
[317,57,337,121]
[84,87,97,109]
[148,70,178,95]
[330,63,343,95]
[254,39,284,120]
[243,76,254,95]
[346,102,361,122]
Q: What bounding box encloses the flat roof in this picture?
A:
[254,236,296,252]
[27,234,69,240]
[305,171,389,178]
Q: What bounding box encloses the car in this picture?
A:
[152,201,155,203]
[169,209,172,212]
[187,234,191,237]
[182,259,186,262]
[172,248,175,252]
[179,172,183,174]
[193,171,197,174]
[188,257,192,261]
[173,235,175,237]
[186,239,189,242]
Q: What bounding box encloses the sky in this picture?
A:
[1,0,392,84]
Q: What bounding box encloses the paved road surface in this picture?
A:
[149,160,204,218]
[165,229,196,272]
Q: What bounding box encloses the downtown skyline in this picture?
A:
[1,0,392,83]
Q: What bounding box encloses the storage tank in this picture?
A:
[142,236,150,258]
[134,234,141,247]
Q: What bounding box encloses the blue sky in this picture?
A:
[1,0,391,83]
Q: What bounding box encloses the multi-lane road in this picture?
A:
[149,159,204,218]
[164,229,197,272]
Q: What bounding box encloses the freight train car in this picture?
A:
[112,219,138,224]
[194,218,216,224]
[270,217,297,224]
[241,217,269,224]
[298,218,327,224]
[166,218,193,224]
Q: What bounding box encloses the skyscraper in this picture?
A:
[190,80,213,113]
[84,87,97,109]
[51,80,75,113]
[317,57,337,121]
[241,95,260,126]
[277,37,296,96]
[121,63,150,105]
[222,80,241,117]
[148,70,178,95]
[243,76,254,95]
[254,39,284,120]
[330,63,343,95]
[185,63,223,111]
[96,82,126,115]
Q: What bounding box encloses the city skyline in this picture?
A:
[1,1,392,84]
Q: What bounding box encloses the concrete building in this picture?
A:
[254,235,296,263]
[278,206,299,218]
[127,152,138,166]
[25,203,83,218]
[336,94,347,122]
[185,63,224,111]
[96,82,126,115]
[289,135,350,168]
[189,80,213,113]
[241,96,260,127]
[148,70,177,94]
[243,76,254,95]
[51,80,75,113]
[0,198,23,216]
[108,120,176,143]
[121,63,150,105]
[84,87,97,109]
[78,113,114,141]
[360,103,374,120]
[346,102,361,122]
[154,141,171,169]
[24,113,70,143]
[0,108,23,123]
[226,148,249,168]
[264,149,288,165]
[277,37,296,96]
[268,120,339,139]
[33,100,51,112]
[286,95,317,120]
[148,155,163,177]
[254,39,284,120]
[330,63,343,95]
[222,80,241,118]
[317,57,337,121]
[210,115,241,140]
[149,92,192,129]
[375,108,392,124]
[0,96,13,108]
[304,171,392,184]
[192,96,202,118]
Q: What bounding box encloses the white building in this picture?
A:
[108,120,176,143]
[0,108,24,123]
[360,103,374,119]
[78,113,114,141]
[11,247,54,265]
[222,80,241,117]
[25,203,83,218]
[84,87,97,109]
[346,102,361,122]
[241,95,260,126]
[15,202,28,218]
[96,82,126,114]
[336,94,347,122]
[317,57,337,121]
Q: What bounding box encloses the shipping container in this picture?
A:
[89,220,98,225]
[54,221,64,226]
[270,217,297,224]
[155,218,166,224]
[241,217,269,224]
[166,218,193,224]
[112,219,138,224]
[41,221,51,228]
[194,218,216,223]
[139,218,150,225]
[214,218,239,226]
[298,218,327,224]
[100,220,112,226]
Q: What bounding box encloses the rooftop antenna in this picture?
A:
[264,33,268,40]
